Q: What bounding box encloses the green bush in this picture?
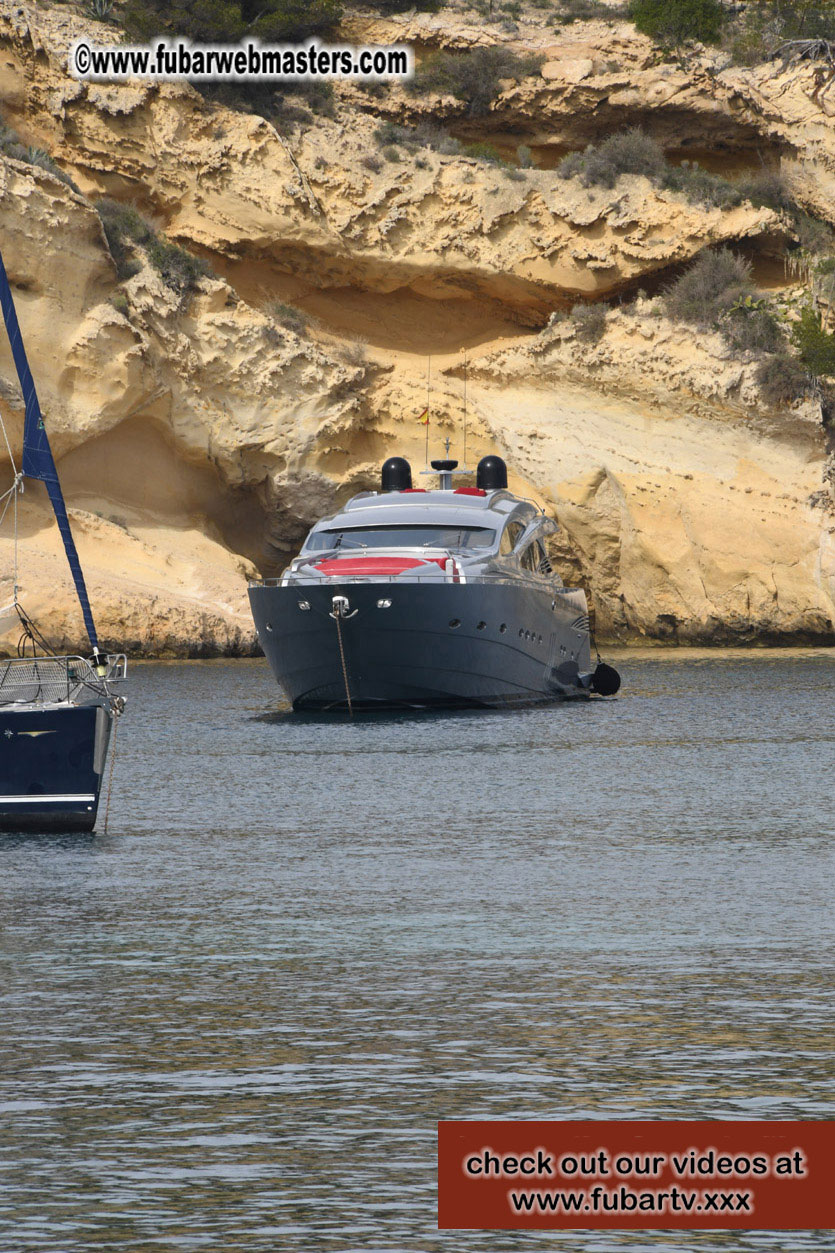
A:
[124,0,341,44]
[557,129,746,208]
[738,168,795,214]
[756,0,835,41]
[96,198,154,280]
[628,0,724,44]
[724,2,835,65]
[723,296,784,354]
[792,307,835,376]
[410,46,542,116]
[372,121,462,156]
[665,249,752,327]
[272,302,308,335]
[557,128,666,188]
[96,198,210,292]
[571,302,609,343]
[755,353,814,405]
[557,0,625,20]
[374,121,401,147]
[463,141,504,165]
[0,124,79,191]
[793,211,835,257]
[664,248,784,354]
[86,0,117,20]
[662,162,742,209]
[146,236,212,293]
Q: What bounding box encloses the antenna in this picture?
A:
[462,351,468,470]
[425,355,431,468]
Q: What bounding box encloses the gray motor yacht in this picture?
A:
[249,454,620,710]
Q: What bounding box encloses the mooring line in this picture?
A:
[103,713,119,836]
[334,611,353,717]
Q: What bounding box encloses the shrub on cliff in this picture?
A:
[147,237,212,293]
[96,198,210,293]
[665,249,752,327]
[0,123,79,191]
[571,302,609,343]
[725,2,835,64]
[410,47,542,116]
[97,199,154,280]
[723,295,785,354]
[661,163,742,210]
[557,128,666,188]
[792,307,835,376]
[738,169,795,214]
[665,249,784,353]
[463,141,505,165]
[557,129,741,209]
[272,302,309,335]
[755,354,815,405]
[124,0,341,43]
[628,0,724,45]
[556,0,627,23]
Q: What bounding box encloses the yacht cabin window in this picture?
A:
[500,521,525,555]
[303,525,497,553]
[520,542,542,573]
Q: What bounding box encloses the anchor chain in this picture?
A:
[329,595,357,716]
[103,710,119,836]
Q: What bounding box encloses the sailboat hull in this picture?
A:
[0,704,112,832]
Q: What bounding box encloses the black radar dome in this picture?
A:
[381,457,412,492]
[476,455,508,491]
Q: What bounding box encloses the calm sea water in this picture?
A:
[1,653,833,1253]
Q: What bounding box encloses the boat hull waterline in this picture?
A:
[250,581,593,710]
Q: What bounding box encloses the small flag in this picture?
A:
[417,407,429,425]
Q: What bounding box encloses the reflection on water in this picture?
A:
[0,653,833,1252]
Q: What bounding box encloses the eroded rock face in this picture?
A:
[352,11,835,228]
[0,154,362,655]
[0,1,833,653]
[0,4,781,316]
[466,305,835,642]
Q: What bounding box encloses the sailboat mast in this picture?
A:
[0,248,101,656]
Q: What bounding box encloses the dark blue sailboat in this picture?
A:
[0,248,125,832]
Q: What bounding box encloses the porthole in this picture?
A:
[524,630,530,641]
[477,621,486,631]
[297,601,311,612]
[449,618,461,629]
[518,628,524,638]
[499,624,507,634]
[538,634,543,644]
[266,621,274,631]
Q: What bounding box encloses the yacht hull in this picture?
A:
[250,581,592,710]
[0,703,113,832]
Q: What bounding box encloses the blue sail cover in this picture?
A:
[0,249,100,651]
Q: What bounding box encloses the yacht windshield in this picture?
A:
[304,525,496,553]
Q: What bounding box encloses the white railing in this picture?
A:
[0,654,127,706]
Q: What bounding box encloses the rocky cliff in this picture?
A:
[0,0,833,653]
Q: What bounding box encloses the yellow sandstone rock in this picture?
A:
[0,2,832,653]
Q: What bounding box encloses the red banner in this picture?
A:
[438,1121,835,1229]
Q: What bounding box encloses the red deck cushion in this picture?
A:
[314,555,455,577]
